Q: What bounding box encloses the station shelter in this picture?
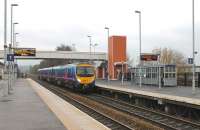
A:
[177,65,200,87]
[131,64,177,87]
[96,36,127,80]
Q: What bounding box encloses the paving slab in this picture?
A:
[96,80,200,106]
[0,79,66,130]
[28,79,111,130]
[96,80,200,99]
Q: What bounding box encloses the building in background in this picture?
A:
[96,36,127,80]
[108,36,127,80]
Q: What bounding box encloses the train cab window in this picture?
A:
[76,66,94,77]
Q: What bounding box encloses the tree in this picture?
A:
[152,48,186,65]
[56,44,72,51]
[30,44,73,74]
[152,47,187,73]
[127,53,134,67]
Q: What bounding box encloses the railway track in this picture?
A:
[31,76,200,130]
[33,78,133,130]
[86,94,200,130]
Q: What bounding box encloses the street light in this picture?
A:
[11,4,18,48]
[15,42,19,47]
[192,0,196,93]
[14,33,19,49]
[10,22,19,90]
[72,43,76,51]
[92,43,98,55]
[87,35,92,61]
[4,0,8,96]
[13,32,19,81]
[13,23,19,49]
[105,27,110,80]
[135,10,142,88]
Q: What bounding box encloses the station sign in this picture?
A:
[140,54,158,61]
[14,48,36,56]
[188,58,193,64]
[7,54,14,61]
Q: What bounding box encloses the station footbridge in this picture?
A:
[0,50,107,61]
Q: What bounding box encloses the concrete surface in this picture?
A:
[96,80,200,99]
[28,79,111,130]
[96,80,200,105]
[0,79,67,130]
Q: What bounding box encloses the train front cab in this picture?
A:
[74,64,96,92]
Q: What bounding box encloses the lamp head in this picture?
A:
[135,10,141,13]
[11,4,18,6]
[105,27,109,30]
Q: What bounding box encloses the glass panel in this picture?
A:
[76,66,94,77]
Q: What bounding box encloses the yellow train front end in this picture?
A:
[75,64,96,92]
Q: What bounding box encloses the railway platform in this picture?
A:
[96,80,200,108]
[0,79,110,130]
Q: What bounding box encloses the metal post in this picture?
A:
[72,43,76,51]
[4,0,8,96]
[122,63,123,84]
[158,54,161,89]
[87,35,92,62]
[11,6,13,48]
[13,33,19,80]
[10,6,13,90]
[159,66,161,89]
[8,44,11,94]
[93,43,98,56]
[192,0,196,93]
[135,10,142,87]
[13,33,16,79]
[10,4,18,91]
[105,27,110,81]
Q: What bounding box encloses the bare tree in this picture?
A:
[56,44,72,51]
[152,47,187,73]
[152,48,186,65]
[30,44,73,73]
[127,53,134,67]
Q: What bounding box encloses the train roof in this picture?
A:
[38,63,94,71]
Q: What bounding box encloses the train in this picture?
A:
[38,63,96,92]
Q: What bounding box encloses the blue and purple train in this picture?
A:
[38,63,96,92]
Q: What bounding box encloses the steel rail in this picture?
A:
[87,94,200,130]
[33,78,132,130]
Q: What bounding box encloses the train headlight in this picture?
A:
[77,78,81,82]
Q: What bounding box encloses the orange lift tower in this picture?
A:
[108,36,127,80]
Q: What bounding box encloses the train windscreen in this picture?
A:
[76,66,94,77]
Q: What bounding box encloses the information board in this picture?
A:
[14,48,36,56]
[140,54,158,61]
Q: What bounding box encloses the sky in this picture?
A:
[0,0,200,66]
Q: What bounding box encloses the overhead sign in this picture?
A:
[188,58,193,64]
[7,54,14,61]
[140,54,158,61]
[14,48,36,56]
